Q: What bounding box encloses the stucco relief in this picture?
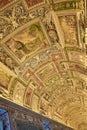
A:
[0,2,48,40]
[0,3,27,39]
[17,46,58,74]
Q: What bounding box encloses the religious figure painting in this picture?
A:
[22,69,30,82]
[25,87,33,106]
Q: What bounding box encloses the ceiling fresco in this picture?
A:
[0,0,86,130]
[25,0,44,7]
[0,0,14,9]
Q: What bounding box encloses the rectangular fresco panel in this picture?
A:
[37,63,57,82]
[0,64,12,90]
[5,22,49,62]
[13,82,25,104]
[25,0,44,7]
[58,15,78,46]
[0,0,13,9]
[69,63,85,73]
[25,87,32,106]
[73,71,86,81]
[68,51,85,64]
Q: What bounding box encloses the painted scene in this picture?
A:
[59,15,78,45]
[6,22,48,61]
[0,64,12,90]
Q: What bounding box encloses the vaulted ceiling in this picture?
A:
[0,0,86,129]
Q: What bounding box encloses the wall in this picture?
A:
[0,97,74,130]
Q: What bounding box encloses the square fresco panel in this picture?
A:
[0,0,13,9]
[25,0,44,7]
[58,15,78,46]
[5,22,49,62]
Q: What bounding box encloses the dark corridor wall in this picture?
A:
[0,97,74,130]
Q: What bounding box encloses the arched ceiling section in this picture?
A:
[0,0,86,129]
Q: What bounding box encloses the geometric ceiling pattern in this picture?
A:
[0,0,86,129]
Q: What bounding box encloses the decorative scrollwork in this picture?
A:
[0,2,49,40]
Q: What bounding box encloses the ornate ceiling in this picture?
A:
[0,0,86,129]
